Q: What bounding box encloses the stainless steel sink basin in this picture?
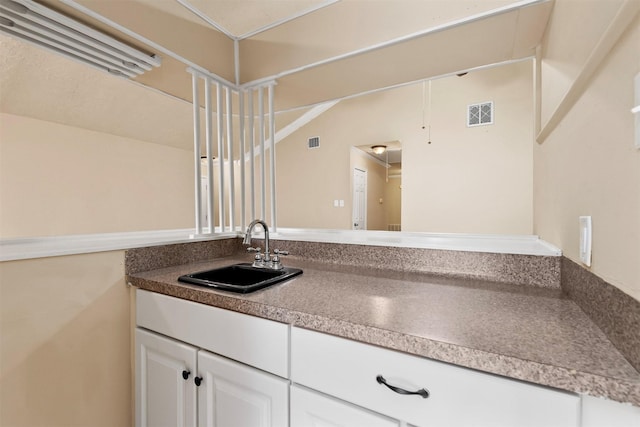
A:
[178,263,302,293]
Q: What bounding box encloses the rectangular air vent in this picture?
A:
[308,136,320,149]
[467,101,493,127]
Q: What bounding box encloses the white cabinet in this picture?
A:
[136,328,197,427]
[135,290,289,427]
[198,350,289,427]
[135,289,638,427]
[581,395,640,427]
[136,289,288,377]
[291,326,581,427]
[291,385,400,427]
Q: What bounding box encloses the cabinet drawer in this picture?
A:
[291,385,400,427]
[291,327,579,427]
[136,289,288,378]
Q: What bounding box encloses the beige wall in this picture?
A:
[535,7,640,301]
[0,26,197,425]
[0,251,132,426]
[277,60,533,234]
[0,113,194,238]
[403,61,533,234]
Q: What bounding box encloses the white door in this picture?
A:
[352,168,367,230]
[135,328,198,427]
[197,350,289,427]
[291,385,400,427]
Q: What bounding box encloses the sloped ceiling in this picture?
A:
[36,0,554,106]
[0,0,554,150]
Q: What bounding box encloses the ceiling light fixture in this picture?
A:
[0,0,161,78]
[371,145,387,155]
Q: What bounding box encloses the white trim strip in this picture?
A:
[0,229,238,262]
[270,229,563,256]
[0,229,561,262]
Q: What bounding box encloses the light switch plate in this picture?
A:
[579,216,592,267]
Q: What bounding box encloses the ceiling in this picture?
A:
[132,0,339,39]
[32,0,554,109]
[0,0,554,152]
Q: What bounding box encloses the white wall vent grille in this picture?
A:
[467,101,493,127]
[0,0,161,78]
[308,136,320,149]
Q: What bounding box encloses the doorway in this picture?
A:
[352,168,367,230]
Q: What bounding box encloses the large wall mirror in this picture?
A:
[276,59,534,235]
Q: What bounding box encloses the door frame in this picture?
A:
[352,167,367,230]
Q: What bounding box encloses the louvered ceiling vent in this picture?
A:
[0,0,161,78]
[308,136,320,149]
[467,101,493,127]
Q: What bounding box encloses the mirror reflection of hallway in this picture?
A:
[351,143,402,231]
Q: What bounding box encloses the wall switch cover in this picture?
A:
[579,216,592,267]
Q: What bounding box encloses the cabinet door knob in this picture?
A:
[376,375,429,399]
[194,376,203,386]
[182,370,190,380]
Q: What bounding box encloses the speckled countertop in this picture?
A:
[127,255,640,406]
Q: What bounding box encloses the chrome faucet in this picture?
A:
[243,219,289,269]
[243,219,271,263]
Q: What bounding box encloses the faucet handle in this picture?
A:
[270,249,289,270]
[247,247,265,268]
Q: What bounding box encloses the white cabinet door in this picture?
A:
[291,385,400,427]
[136,328,198,427]
[581,395,640,427]
[197,350,289,427]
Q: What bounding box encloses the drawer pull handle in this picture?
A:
[376,375,429,399]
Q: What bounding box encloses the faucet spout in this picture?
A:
[244,219,270,261]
